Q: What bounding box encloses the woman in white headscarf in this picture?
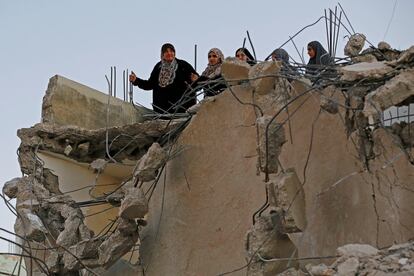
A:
[195,48,227,97]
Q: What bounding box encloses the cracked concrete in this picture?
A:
[4,41,414,275]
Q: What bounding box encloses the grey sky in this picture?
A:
[0,0,413,252]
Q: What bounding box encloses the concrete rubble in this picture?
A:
[344,33,366,57]
[3,39,414,276]
[279,242,414,275]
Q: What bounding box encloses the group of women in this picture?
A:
[129,41,332,114]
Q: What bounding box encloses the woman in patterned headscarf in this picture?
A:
[130,43,198,113]
[194,48,227,97]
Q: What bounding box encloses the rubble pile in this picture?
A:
[278,242,414,275]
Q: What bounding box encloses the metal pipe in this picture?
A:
[329,9,333,57]
[114,66,117,98]
[110,67,113,97]
[194,44,197,72]
[332,7,338,57]
[324,10,330,57]
[246,30,257,61]
[338,2,356,34]
[334,11,342,58]
[290,36,305,64]
[123,70,126,101]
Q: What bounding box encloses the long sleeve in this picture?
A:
[132,63,159,90]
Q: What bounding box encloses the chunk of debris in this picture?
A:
[337,244,379,258]
[319,85,339,114]
[249,61,281,95]
[266,168,307,232]
[340,61,393,82]
[344,33,366,56]
[2,177,20,198]
[15,209,47,242]
[363,68,414,117]
[56,210,83,247]
[246,215,298,275]
[336,257,360,276]
[98,218,139,268]
[257,115,286,174]
[221,57,251,85]
[118,187,148,219]
[135,142,167,182]
[378,41,391,50]
[388,45,414,66]
[64,145,73,156]
[89,158,108,173]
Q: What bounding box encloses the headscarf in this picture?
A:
[307,41,332,66]
[271,48,289,64]
[235,47,255,62]
[158,43,178,87]
[201,48,224,79]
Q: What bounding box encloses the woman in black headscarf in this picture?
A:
[271,48,298,78]
[194,48,226,98]
[235,47,256,65]
[129,43,198,114]
[306,41,332,76]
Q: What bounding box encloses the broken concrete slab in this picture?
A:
[336,257,360,276]
[42,75,149,129]
[2,177,20,198]
[17,120,180,167]
[134,142,167,182]
[388,45,414,67]
[337,244,379,258]
[257,115,286,174]
[14,209,47,242]
[267,168,306,232]
[246,215,298,275]
[363,69,414,117]
[221,57,252,84]
[56,211,83,247]
[98,218,139,268]
[248,61,281,95]
[378,41,391,51]
[344,33,366,57]
[118,187,148,219]
[340,61,393,82]
[319,85,340,114]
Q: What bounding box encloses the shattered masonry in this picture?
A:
[3,38,414,275]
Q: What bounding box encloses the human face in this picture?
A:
[236,50,247,61]
[307,46,316,59]
[162,48,175,62]
[208,52,219,65]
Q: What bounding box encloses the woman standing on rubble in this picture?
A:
[271,48,298,79]
[129,43,198,114]
[306,41,332,76]
[235,47,256,65]
[193,48,226,97]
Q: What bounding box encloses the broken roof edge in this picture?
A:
[41,74,151,130]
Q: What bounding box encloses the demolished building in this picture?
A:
[3,33,414,275]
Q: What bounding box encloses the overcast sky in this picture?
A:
[0,0,413,253]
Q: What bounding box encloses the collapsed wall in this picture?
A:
[3,39,414,275]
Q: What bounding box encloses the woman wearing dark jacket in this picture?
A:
[129,43,198,114]
[306,41,332,76]
[271,48,298,77]
[194,48,226,98]
[235,47,256,66]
